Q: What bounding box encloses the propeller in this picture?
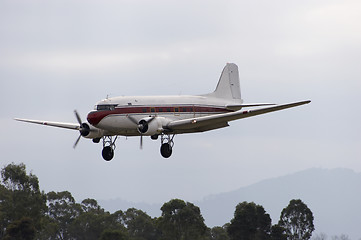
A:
[73,110,90,149]
[138,119,149,134]
[127,115,155,149]
[74,134,82,149]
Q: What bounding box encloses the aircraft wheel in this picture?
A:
[102,146,114,161]
[160,143,172,158]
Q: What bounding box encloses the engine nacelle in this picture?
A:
[137,117,169,136]
[82,123,105,139]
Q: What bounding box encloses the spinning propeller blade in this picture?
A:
[73,134,82,149]
[73,110,87,149]
[74,110,82,125]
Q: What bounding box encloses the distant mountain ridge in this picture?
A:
[100,168,361,239]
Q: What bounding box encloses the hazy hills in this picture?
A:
[100,168,361,239]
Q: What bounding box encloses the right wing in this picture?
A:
[14,118,80,130]
[165,100,311,131]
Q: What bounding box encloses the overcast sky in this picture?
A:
[1,0,360,210]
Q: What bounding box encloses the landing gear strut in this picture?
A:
[160,134,175,158]
[101,136,117,161]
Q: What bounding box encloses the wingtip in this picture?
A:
[296,100,311,105]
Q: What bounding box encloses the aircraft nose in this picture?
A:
[87,110,113,126]
[87,111,102,126]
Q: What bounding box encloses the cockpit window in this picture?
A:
[96,104,117,111]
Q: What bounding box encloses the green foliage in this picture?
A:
[270,224,287,240]
[278,199,315,240]
[42,191,82,239]
[227,201,271,240]
[100,229,129,240]
[209,226,230,240]
[69,199,113,240]
[3,217,36,240]
[61,198,128,240]
[1,163,39,192]
[0,163,320,240]
[123,208,159,240]
[0,163,47,239]
[159,199,208,240]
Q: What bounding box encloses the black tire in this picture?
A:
[160,143,172,158]
[102,146,114,161]
[151,135,159,140]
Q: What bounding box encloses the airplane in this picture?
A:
[15,63,310,161]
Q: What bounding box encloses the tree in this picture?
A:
[122,208,159,240]
[100,229,129,240]
[278,199,314,240]
[69,198,110,240]
[227,201,271,240]
[270,224,287,240]
[0,184,11,237]
[42,191,82,239]
[158,199,208,240]
[209,226,230,240]
[3,217,36,240]
[108,210,126,231]
[0,163,47,239]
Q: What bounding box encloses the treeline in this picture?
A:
[0,163,315,240]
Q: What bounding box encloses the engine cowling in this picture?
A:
[137,117,169,136]
[81,123,104,139]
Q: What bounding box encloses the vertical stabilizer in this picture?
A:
[206,63,242,100]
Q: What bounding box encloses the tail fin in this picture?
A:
[205,63,242,100]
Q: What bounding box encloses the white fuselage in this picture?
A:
[87,95,241,136]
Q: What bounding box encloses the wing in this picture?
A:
[225,103,276,111]
[165,100,311,132]
[14,118,80,130]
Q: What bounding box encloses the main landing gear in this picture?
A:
[160,134,175,158]
[97,134,175,161]
[101,136,117,161]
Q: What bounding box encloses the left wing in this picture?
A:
[225,103,276,111]
[165,100,311,131]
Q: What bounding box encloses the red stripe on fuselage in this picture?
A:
[87,105,231,125]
